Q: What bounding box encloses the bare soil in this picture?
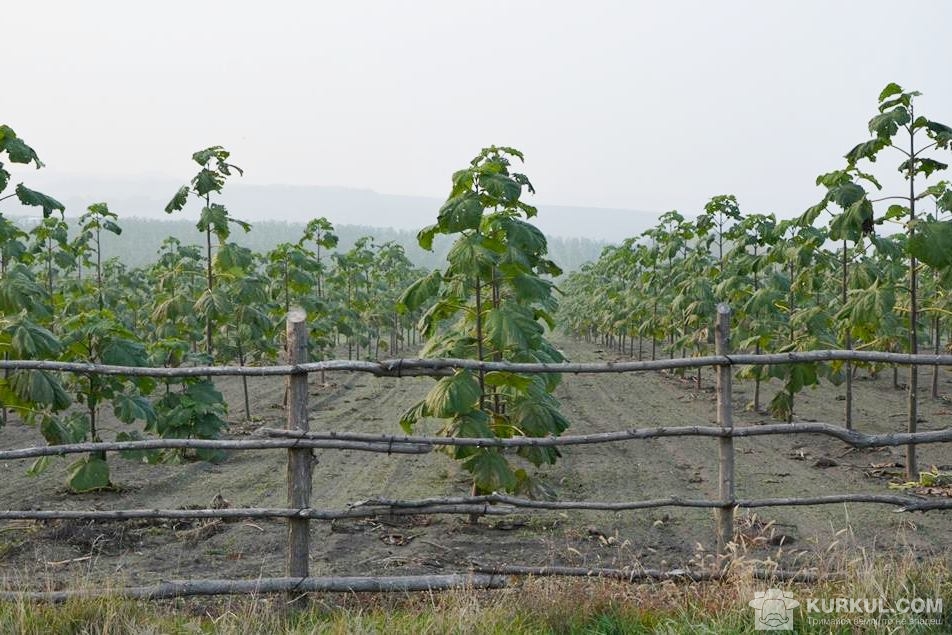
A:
[1,337,951,591]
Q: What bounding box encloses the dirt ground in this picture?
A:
[1,337,950,591]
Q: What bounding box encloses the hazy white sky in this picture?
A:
[6,1,951,220]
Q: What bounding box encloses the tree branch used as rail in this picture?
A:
[354,493,951,513]
[0,437,432,461]
[8,421,948,464]
[4,349,952,378]
[5,420,948,464]
[0,574,507,603]
[471,564,842,583]
[0,564,844,602]
[260,422,952,450]
[3,489,947,525]
[0,503,513,522]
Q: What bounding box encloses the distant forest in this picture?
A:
[16,217,606,273]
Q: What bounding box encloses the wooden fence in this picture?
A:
[2,304,952,603]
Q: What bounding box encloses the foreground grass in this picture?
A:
[3,556,951,635]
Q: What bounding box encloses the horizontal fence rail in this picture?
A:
[0,574,508,603]
[259,423,952,449]
[3,422,949,462]
[3,349,952,378]
[3,306,952,603]
[470,564,842,584]
[0,437,432,460]
[0,504,514,522]
[2,489,950,524]
[0,566,843,603]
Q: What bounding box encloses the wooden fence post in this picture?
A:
[285,308,312,607]
[715,303,735,552]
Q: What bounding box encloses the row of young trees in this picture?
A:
[0,135,423,491]
[559,84,952,480]
[2,82,946,495]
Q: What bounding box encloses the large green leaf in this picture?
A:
[449,168,474,198]
[215,242,254,272]
[0,267,48,314]
[508,271,554,305]
[480,173,521,204]
[483,371,532,391]
[447,410,494,459]
[113,392,157,425]
[38,413,86,445]
[185,379,226,408]
[830,182,866,208]
[829,199,873,241]
[8,370,71,410]
[485,304,543,352]
[424,370,481,417]
[498,218,547,257]
[455,409,493,438]
[878,82,903,102]
[165,185,189,213]
[27,456,51,476]
[909,220,952,269]
[101,338,148,367]
[868,107,910,138]
[462,449,516,494]
[399,400,431,432]
[198,203,230,242]
[398,270,442,313]
[194,168,224,196]
[900,157,948,178]
[926,120,952,148]
[10,320,60,358]
[845,139,887,164]
[446,233,499,274]
[15,184,64,217]
[417,224,439,251]
[193,287,231,320]
[66,456,111,492]
[0,125,42,166]
[437,192,484,233]
[799,198,828,227]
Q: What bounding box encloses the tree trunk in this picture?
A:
[906,114,919,481]
[238,339,251,421]
[931,315,940,399]
[843,239,852,431]
[205,225,214,360]
[754,342,761,413]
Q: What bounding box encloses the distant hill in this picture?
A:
[6,175,660,242]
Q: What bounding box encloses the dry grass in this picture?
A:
[2,538,950,634]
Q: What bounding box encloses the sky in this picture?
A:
[5,1,952,230]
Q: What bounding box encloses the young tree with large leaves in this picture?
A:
[836,83,952,478]
[301,217,338,300]
[0,125,65,219]
[75,203,122,311]
[51,312,156,491]
[0,128,68,429]
[214,243,275,420]
[399,146,567,497]
[165,146,248,360]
